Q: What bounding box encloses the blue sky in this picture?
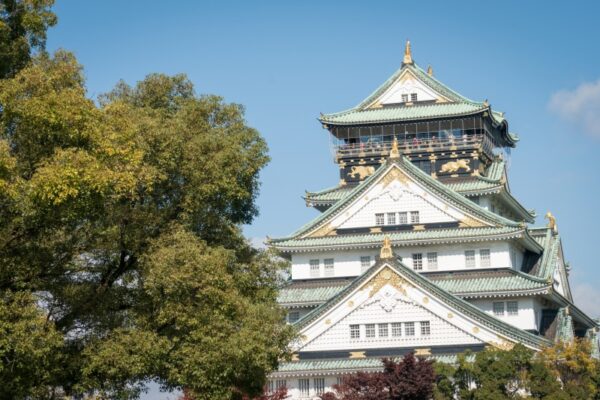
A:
[46,2,599,396]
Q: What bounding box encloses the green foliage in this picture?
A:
[0,291,63,399]
[0,0,57,78]
[434,341,600,400]
[0,50,294,399]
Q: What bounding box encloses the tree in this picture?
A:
[0,0,57,78]
[0,50,294,399]
[323,353,436,400]
[536,339,599,399]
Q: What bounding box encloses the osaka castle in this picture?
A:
[266,42,599,398]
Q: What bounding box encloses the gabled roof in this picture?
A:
[273,156,537,253]
[318,43,517,148]
[294,255,551,350]
[304,158,535,222]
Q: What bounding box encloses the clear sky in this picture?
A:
[46,2,600,397]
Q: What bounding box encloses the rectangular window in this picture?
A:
[465,250,476,268]
[401,93,409,102]
[324,258,334,277]
[412,253,423,271]
[398,212,408,225]
[375,213,385,226]
[350,324,360,339]
[288,311,300,323]
[268,380,274,394]
[420,321,431,336]
[405,322,415,336]
[411,93,418,102]
[410,211,420,224]
[387,212,396,225]
[479,249,491,268]
[493,302,505,316]
[360,256,371,273]
[365,324,376,338]
[391,322,402,337]
[298,379,310,397]
[427,252,438,270]
[336,376,346,386]
[310,259,320,277]
[378,323,389,338]
[314,378,325,395]
[507,301,519,315]
[276,380,287,389]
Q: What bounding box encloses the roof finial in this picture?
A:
[389,136,400,159]
[545,211,558,234]
[427,65,433,76]
[380,236,394,259]
[403,40,413,65]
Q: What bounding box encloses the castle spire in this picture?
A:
[403,40,413,65]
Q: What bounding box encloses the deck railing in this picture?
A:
[334,134,495,159]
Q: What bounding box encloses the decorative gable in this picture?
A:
[305,163,489,238]
[294,260,549,353]
[367,69,449,109]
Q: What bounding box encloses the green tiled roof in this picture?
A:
[274,353,468,375]
[318,62,513,147]
[278,278,354,306]
[294,257,551,350]
[320,103,487,126]
[272,226,526,252]
[279,268,549,307]
[424,269,548,297]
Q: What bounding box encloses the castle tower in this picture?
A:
[267,42,598,399]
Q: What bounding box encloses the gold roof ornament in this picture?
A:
[389,136,400,159]
[545,211,558,234]
[402,40,413,65]
[483,99,489,107]
[427,65,433,76]
[380,236,394,259]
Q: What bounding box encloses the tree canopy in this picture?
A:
[0,46,293,399]
[0,0,56,78]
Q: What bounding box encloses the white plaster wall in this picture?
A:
[302,296,480,352]
[377,73,442,105]
[291,242,514,279]
[468,297,539,331]
[336,187,456,229]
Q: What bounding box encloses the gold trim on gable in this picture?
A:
[308,223,335,238]
[366,267,409,298]
[349,351,366,359]
[489,340,514,351]
[415,348,431,356]
[382,167,409,188]
[459,216,486,228]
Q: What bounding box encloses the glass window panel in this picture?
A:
[493,302,505,316]
[507,301,518,315]
[405,322,415,336]
[465,251,476,268]
[391,322,402,337]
